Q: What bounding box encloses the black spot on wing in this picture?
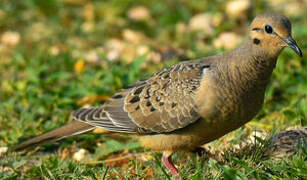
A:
[112,94,123,99]
[146,101,151,107]
[144,88,150,99]
[129,96,140,103]
[150,107,156,112]
[134,86,145,95]
[163,73,170,79]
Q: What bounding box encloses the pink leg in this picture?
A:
[161,151,179,176]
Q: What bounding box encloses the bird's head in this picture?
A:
[249,13,302,58]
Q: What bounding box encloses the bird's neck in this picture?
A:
[207,40,281,124]
[227,39,279,85]
[211,39,280,96]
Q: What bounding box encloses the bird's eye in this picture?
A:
[264,25,273,34]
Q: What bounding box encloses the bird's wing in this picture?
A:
[73,60,211,134]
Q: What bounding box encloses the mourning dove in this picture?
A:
[265,127,307,158]
[15,14,302,176]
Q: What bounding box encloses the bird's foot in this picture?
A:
[161,151,179,176]
[191,147,208,157]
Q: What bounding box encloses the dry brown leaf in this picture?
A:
[144,166,155,178]
[73,148,88,161]
[107,173,124,180]
[213,32,242,50]
[85,50,100,63]
[0,147,8,158]
[225,0,251,19]
[83,3,94,21]
[59,147,73,160]
[104,151,132,167]
[105,156,130,168]
[188,13,213,34]
[127,6,151,21]
[1,31,20,46]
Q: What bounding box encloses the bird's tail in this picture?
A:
[14,121,95,150]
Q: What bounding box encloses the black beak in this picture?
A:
[283,37,303,57]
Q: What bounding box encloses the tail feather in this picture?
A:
[14,121,95,150]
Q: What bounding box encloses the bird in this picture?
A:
[15,13,303,176]
[264,127,307,158]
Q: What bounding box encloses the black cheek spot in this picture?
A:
[253,38,260,45]
[129,96,140,103]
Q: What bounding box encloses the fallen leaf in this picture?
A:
[188,13,213,34]
[85,50,100,63]
[77,95,110,106]
[225,0,251,19]
[213,32,242,50]
[127,6,150,21]
[0,147,8,157]
[107,173,124,180]
[73,148,88,161]
[104,155,131,167]
[122,29,144,44]
[74,59,85,73]
[59,147,73,160]
[83,3,94,21]
[1,31,20,46]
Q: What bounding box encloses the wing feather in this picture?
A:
[73,60,211,134]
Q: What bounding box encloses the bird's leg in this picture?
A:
[191,147,207,157]
[191,147,217,161]
[161,151,179,176]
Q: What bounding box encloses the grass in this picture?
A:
[0,0,307,179]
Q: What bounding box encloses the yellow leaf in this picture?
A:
[74,59,85,73]
[247,121,272,130]
[77,95,111,106]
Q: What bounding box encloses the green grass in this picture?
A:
[0,0,306,179]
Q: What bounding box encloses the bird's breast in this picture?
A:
[195,68,267,138]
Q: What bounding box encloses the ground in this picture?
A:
[0,0,306,179]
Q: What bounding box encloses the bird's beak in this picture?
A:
[283,37,303,57]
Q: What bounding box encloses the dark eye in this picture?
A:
[265,25,273,34]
